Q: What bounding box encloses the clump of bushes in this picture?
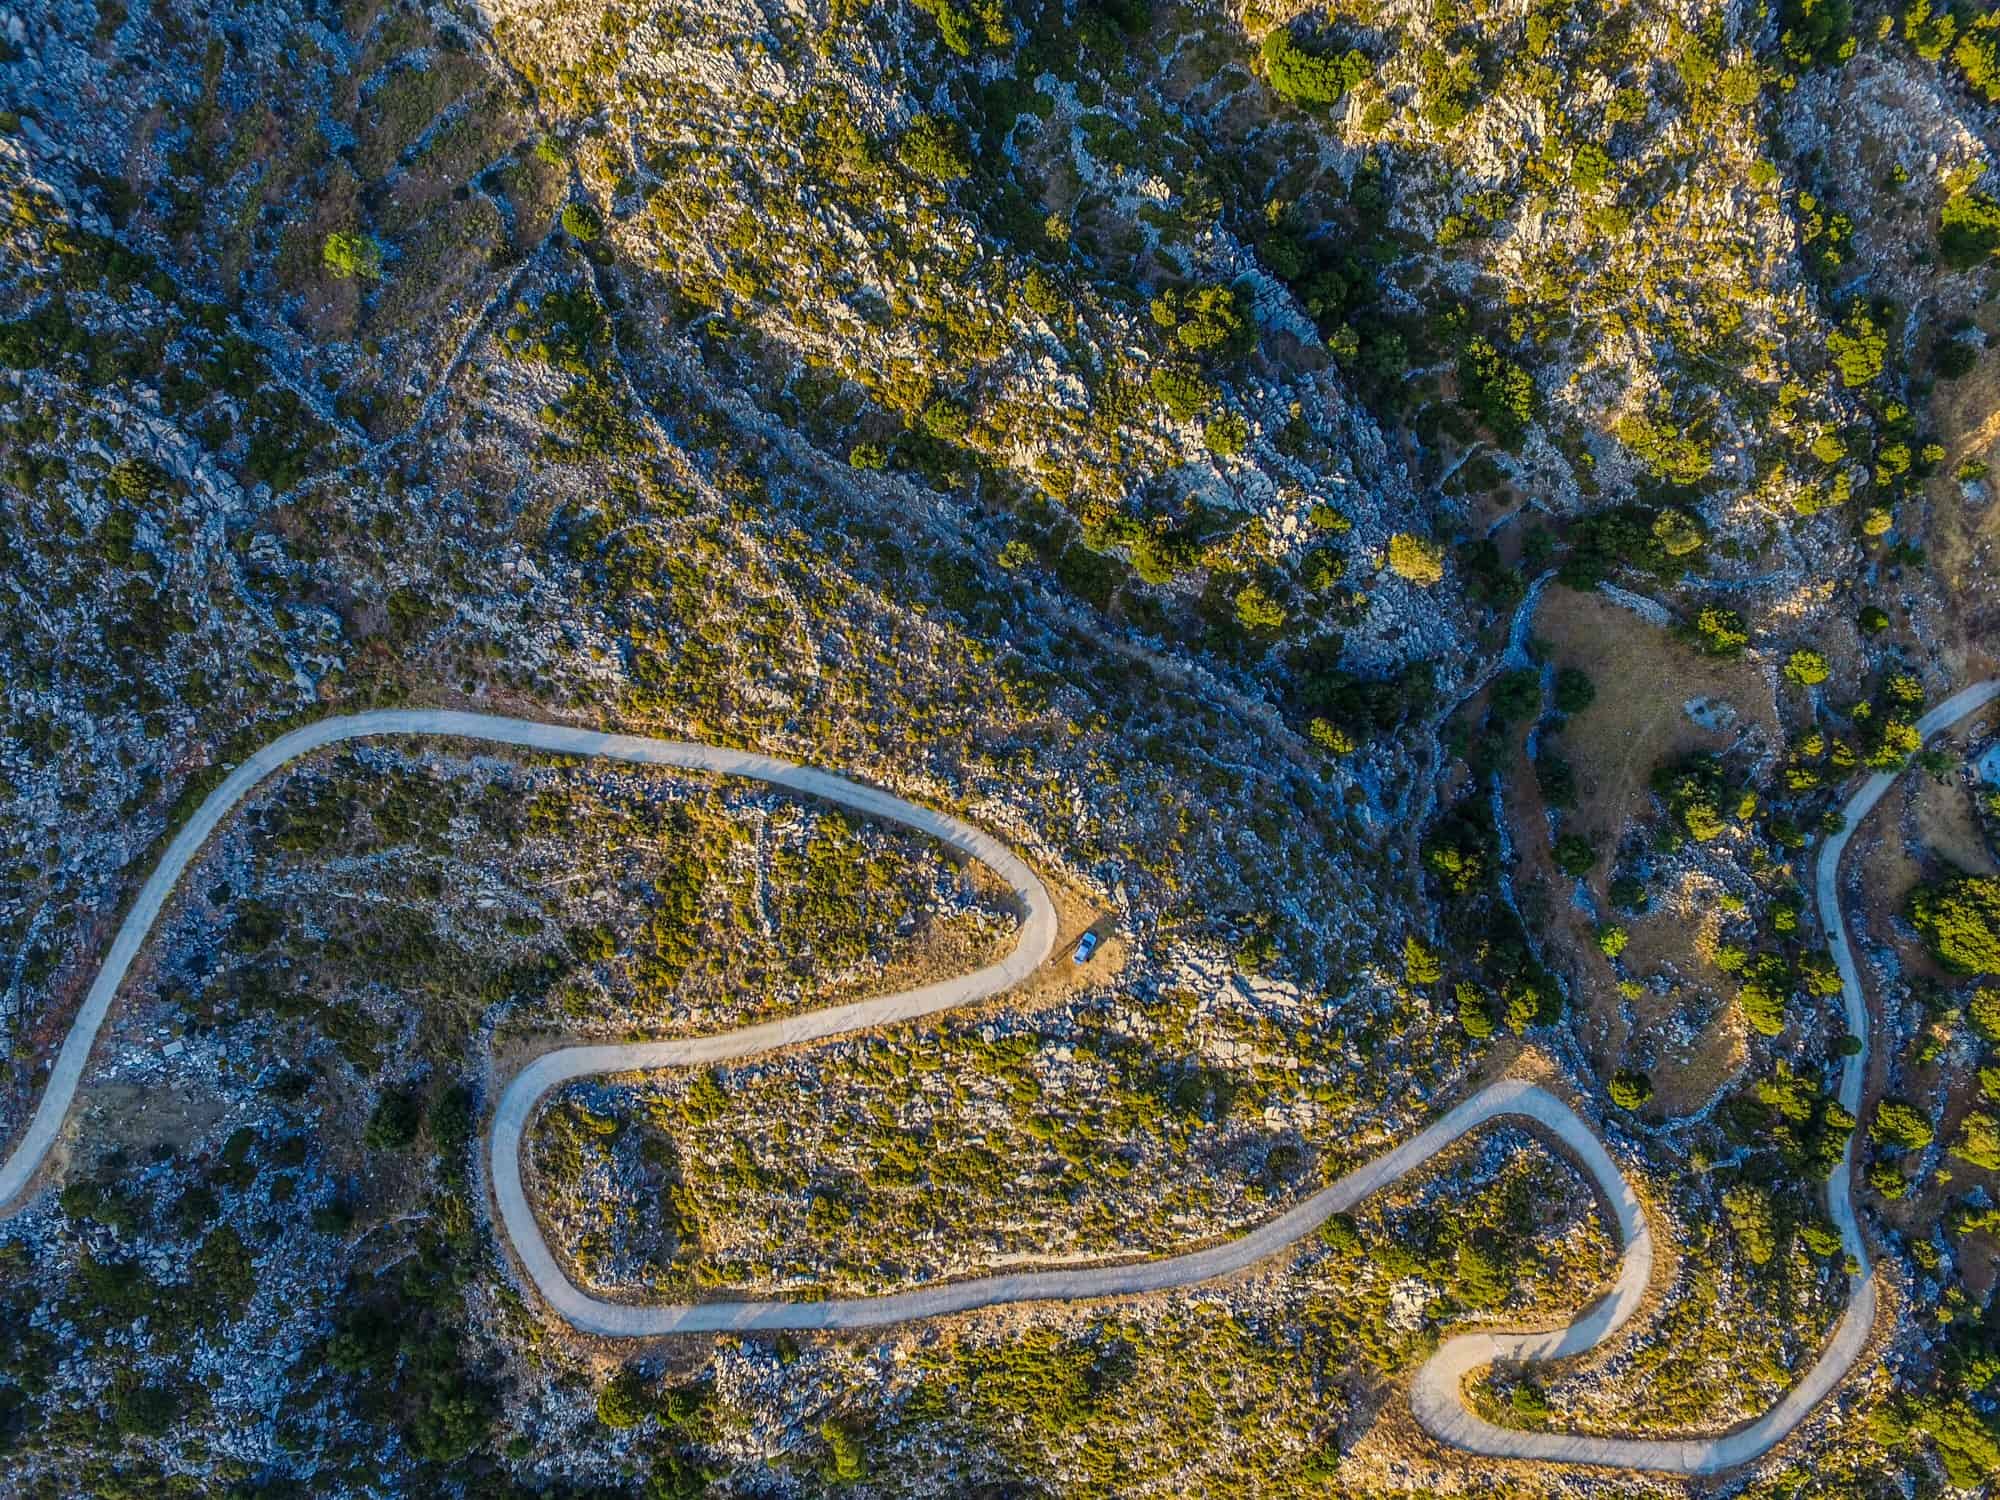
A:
[899,114,972,181]
[1260,25,1370,107]
[1909,873,2000,975]
[1458,337,1534,448]
[1150,283,1253,360]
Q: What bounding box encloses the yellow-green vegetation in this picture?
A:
[861,1131,1611,1497]
[215,747,1010,1079]
[1472,1180,1846,1437]
[1386,532,1445,586]
[1908,872,2000,975]
[529,979,1483,1298]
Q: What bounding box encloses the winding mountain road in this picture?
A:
[1,690,1993,1474]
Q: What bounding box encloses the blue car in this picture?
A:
[1073,931,1100,965]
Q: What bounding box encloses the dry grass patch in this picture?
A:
[1924,350,2000,678]
[1532,588,1778,865]
[1504,590,1775,1092]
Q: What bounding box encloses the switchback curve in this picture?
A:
[2,693,1991,1474]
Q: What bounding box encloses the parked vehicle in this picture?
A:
[1073,931,1100,965]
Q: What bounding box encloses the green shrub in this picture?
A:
[1609,874,1648,912]
[1953,1110,2000,1171]
[1488,668,1541,725]
[1738,954,1796,1036]
[111,1380,178,1438]
[431,1081,476,1159]
[1552,833,1596,877]
[598,1367,651,1429]
[1873,1099,1936,1151]
[1827,304,1887,385]
[1652,752,1730,841]
[1535,749,1577,809]
[912,0,1011,53]
[1150,283,1253,360]
[898,115,972,181]
[560,202,603,242]
[1970,986,2000,1040]
[920,397,971,442]
[1778,0,1854,67]
[1609,1070,1653,1109]
[1458,337,1534,448]
[1689,605,1749,657]
[1721,1182,1781,1264]
[1424,803,1496,896]
[818,1420,868,1484]
[322,230,383,280]
[1954,12,2000,100]
[364,1088,424,1150]
[1457,982,1495,1037]
[1937,336,1981,378]
[1148,365,1215,419]
[1203,412,1249,457]
[1553,667,1596,714]
[1941,190,2000,270]
[1783,648,1830,686]
[1905,0,1958,58]
[1260,27,1370,106]
[1404,937,1443,986]
[1558,504,1705,588]
[1911,1395,2000,1486]
[1387,531,1445,585]
[1571,143,1613,194]
[1233,580,1286,631]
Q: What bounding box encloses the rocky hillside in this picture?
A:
[1,0,1999,1493]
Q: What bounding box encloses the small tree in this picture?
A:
[1458,337,1534,447]
[1783,648,1830,686]
[1150,283,1253,359]
[1553,666,1596,714]
[1827,305,1887,387]
[1722,1183,1780,1264]
[1970,986,2000,1041]
[1738,954,1795,1036]
[1204,412,1250,457]
[1234,580,1286,631]
[1308,717,1356,754]
[322,230,383,280]
[363,1087,424,1150]
[1908,873,2000,974]
[1553,832,1596,876]
[1488,668,1541,724]
[1690,605,1749,657]
[1148,365,1215,420]
[597,1367,650,1429]
[430,1081,477,1159]
[1872,1100,1936,1151]
[1261,27,1370,106]
[819,1420,867,1484]
[898,114,972,180]
[1941,189,2000,271]
[1404,936,1443,986]
[1609,1070,1653,1110]
[1456,982,1495,1037]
